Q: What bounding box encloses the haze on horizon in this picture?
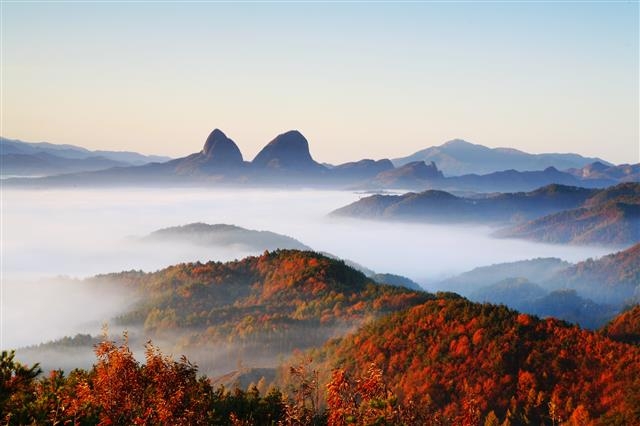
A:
[2,2,638,165]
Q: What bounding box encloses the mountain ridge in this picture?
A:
[331,183,601,224]
[496,182,640,245]
[1,136,170,166]
[333,182,640,247]
[5,130,634,190]
[392,138,611,175]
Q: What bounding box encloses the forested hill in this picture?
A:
[89,250,430,372]
[600,305,640,345]
[8,283,640,424]
[546,242,640,305]
[317,295,640,424]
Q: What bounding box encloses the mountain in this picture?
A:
[546,243,640,305]
[392,138,611,175]
[318,295,640,423]
[5,129,334,186]
[358,161,607,192]
[1,137,170,176]
[468,277,547,308]
[87,250,430,375]
[368,160,444,188]
[439,166,612,193]
[525,289,618,330]
[369,273,423,291]
[497,182,640,245]
[600,305,640,345]
[330,159,394,181]
[435,257,570,295]
[5,129,250,186]
[171,129,245,175]
[16,249,429,374]
[142,223,311,252]
[0,152,129,176]
[568,161,640,183]
[9,297,640,424]
[498,201,640,245]
[2,137,96,158]
[252,130,326,174]
[331,184,598,224]
[467,279,616,329]
[437,243,640,309]
[142,223,420,292]
[581,181,640,207]
[4,130,628,191]
[332,182,639,245]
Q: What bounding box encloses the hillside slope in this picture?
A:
[90,250,430,374]
[546,243,640,305]
[497,183,640,245]
[435,257,570,295]
[319,296,640,424]
[600,305,640,345]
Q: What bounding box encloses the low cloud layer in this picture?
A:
[2,188,616,349]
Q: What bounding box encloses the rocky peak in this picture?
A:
[401,161,444,179]
[252,130,321,171]
[201,129,243,165]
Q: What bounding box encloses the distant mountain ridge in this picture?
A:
[546,243,640,305]
[435,257,570,295]
[468,277,547,308]
[497,182,640,245]
[435,243,640,325]
[333,182,640,246]
[330,159,394,180]
[4,130,635,191]
[1,137,171,176]
[438,166,609,192]
[568,161,640,182]
[0,152,130,176]
[392,138,611,175]
[331,183,601,224]
[369,160,443,188]
[468,278,617,329]
[356,162,625,193]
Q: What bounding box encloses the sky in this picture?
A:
[1,2,638,164]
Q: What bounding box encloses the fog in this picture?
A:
[2,187,616,351]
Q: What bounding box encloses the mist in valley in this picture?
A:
[2,187,619,369]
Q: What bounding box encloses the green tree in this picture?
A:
[0,350,42,424]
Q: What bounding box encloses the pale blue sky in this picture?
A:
[2,1,638,164]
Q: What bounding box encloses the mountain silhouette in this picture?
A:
[252,130,325,173]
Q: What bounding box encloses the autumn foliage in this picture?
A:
[89,250,430,375]
[600,304,640,345]
[326,363,431,425]
[1,336,292,425]
[3,253,640,425]
[318,295,640,424]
